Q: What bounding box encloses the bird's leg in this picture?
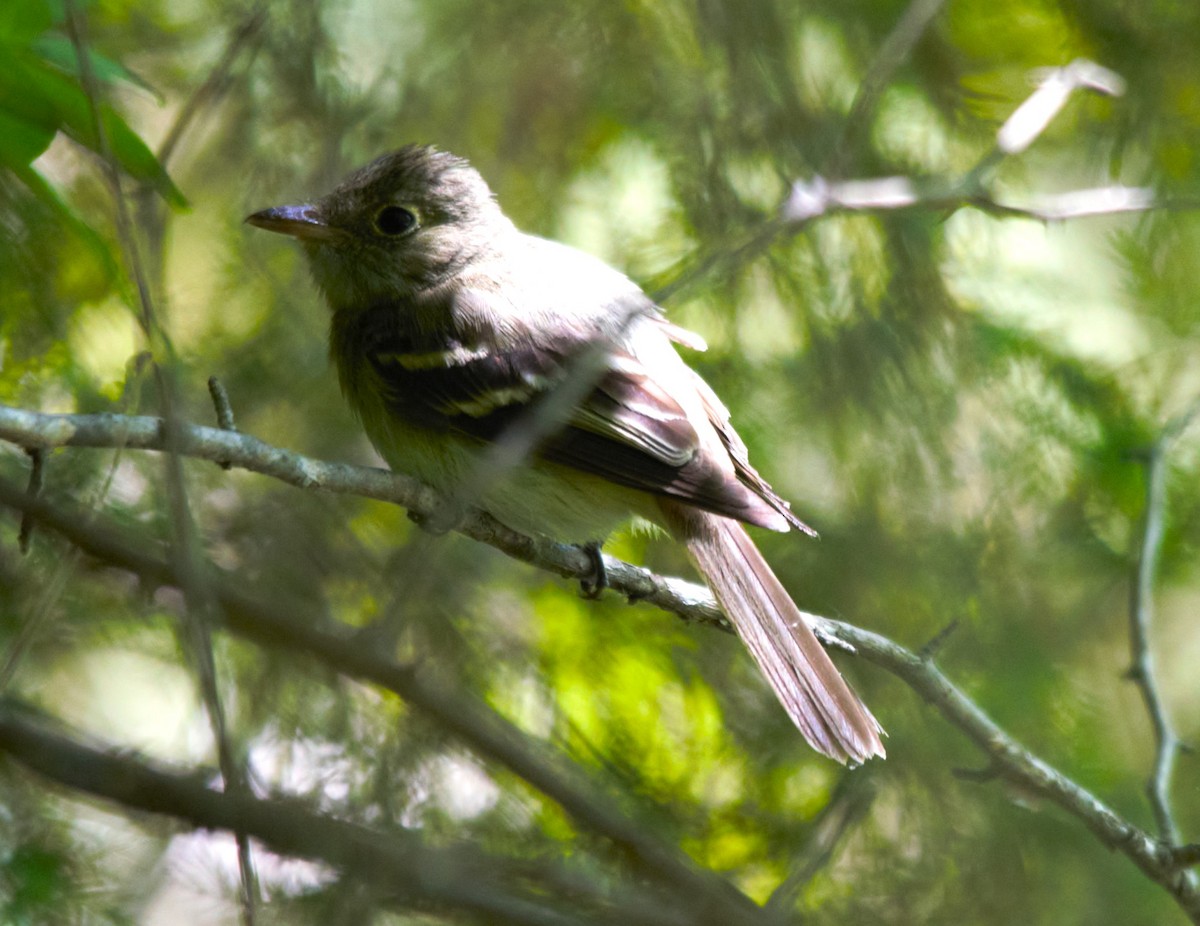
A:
[579,541,608,599]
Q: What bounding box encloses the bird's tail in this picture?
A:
[682,514,885,764]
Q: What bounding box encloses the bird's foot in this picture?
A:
[578,541,608,599]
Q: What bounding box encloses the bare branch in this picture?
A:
[0,404,725,627]
[1127,427,1195,891]
[661,60,1163,306]
[996,60,1125,155]
[208,376,238,434]
[2,413,1199,920]
[816,615,1200,921]
[788,60,1163,230]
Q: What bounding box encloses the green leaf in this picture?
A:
[0,54,185,207]
[0,108,55,168]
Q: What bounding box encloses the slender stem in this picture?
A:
[63,6,260,920]
[1129,444,1180,844]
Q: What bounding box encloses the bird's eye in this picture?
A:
[373,205,418,236]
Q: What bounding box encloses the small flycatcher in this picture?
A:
[248,145,884,764]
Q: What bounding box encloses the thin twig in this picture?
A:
[156,6,269,169]
[64,6,259,920]
[766,774,877,912]
[918,617,960,659]
[782,177,1178,225]
[824,0,948,177]
[1127,426,1195,893]
[995,60,1125,157]
[208,376,238,433]
[208,376,237,470]
[1128,442,1178,843]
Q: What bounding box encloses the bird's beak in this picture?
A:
[245,204,340,241]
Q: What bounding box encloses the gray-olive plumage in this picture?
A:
[248,145,885,763]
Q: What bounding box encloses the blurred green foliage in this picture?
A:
[1,0,1199,924]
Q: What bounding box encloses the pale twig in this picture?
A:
[995,60,1125,157]
[1,423,1199,921]
[789,60,1142,227]
[782,177,1176,225]
[658,60,1166,306]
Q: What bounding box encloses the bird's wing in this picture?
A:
[359,289,797,530]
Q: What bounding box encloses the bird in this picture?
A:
[246,144,884,764]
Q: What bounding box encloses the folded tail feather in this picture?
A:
[683,515,885,764]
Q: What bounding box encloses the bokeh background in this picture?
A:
[2,0,1199,923]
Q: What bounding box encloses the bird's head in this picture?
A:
[247,145,508,310]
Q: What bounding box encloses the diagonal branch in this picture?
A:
[0,474,769,926]
[2,411,1199,921]
[824,0,949,177]
[830,617,1199,921]
[0,405,725,627]
[0,700,696,926]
